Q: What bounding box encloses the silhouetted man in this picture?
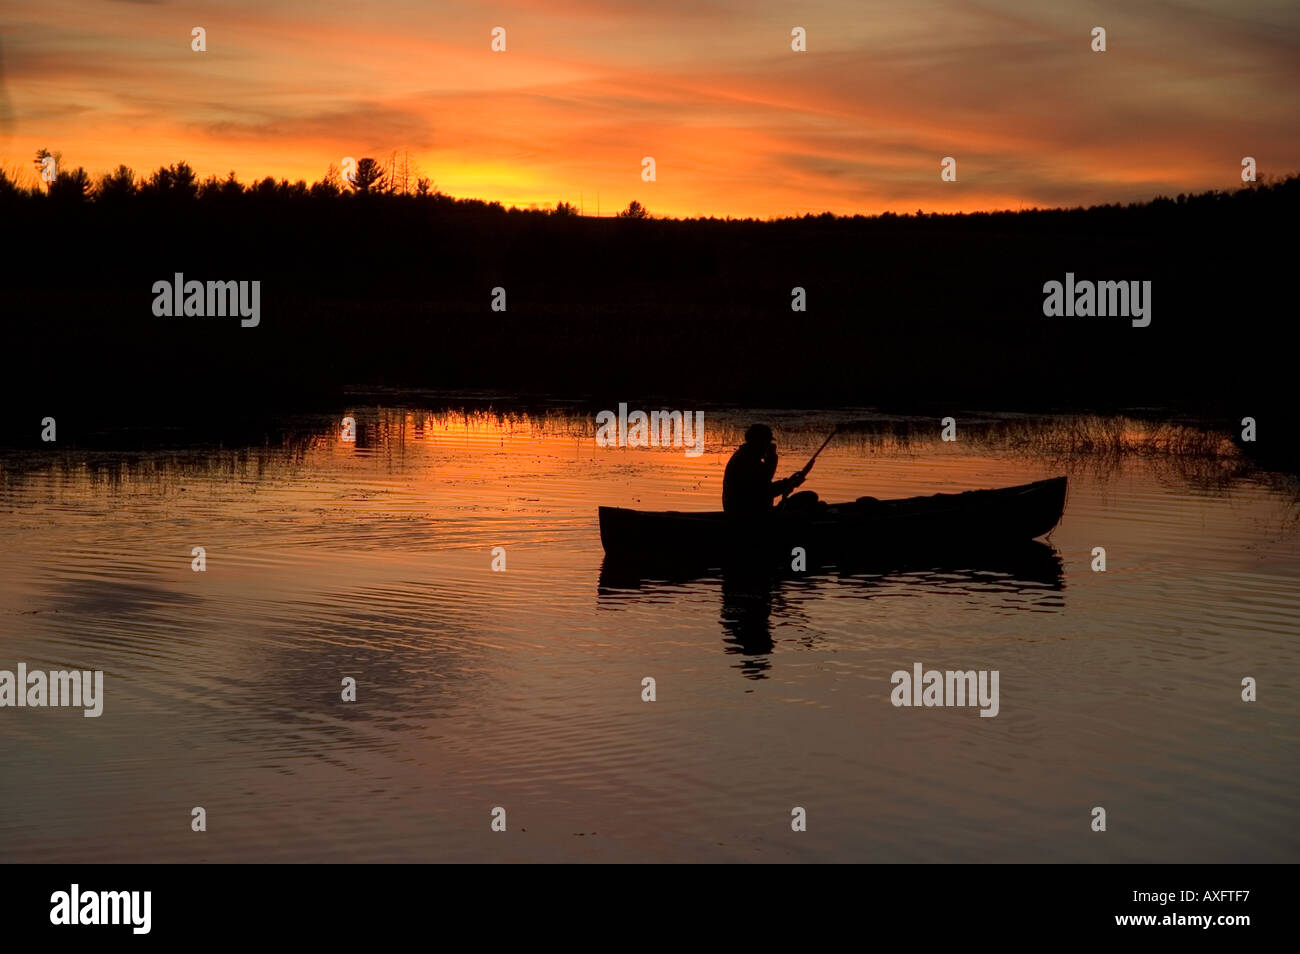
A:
[722,424,806,517]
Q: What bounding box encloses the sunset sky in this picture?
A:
[2,0,1297,218]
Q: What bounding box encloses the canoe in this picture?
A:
[598,475,1067,568]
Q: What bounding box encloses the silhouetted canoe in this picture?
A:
[598,476,1067,567]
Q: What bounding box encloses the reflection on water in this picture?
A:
[0,406,1297,862]
[599,542,1066,680]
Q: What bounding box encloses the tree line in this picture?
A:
[1,147,658,217]
[7,147,1292,224]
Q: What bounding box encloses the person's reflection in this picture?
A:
[719,571,779,679]
[599,541,1065,683]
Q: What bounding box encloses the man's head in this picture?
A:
[744,423,774,446]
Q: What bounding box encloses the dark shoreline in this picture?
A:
[5,176,1292,451]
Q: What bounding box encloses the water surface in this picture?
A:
[1,408,1296,862]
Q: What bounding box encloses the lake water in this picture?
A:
[1,407,1296,862]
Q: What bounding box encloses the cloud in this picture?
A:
[4,0,1297,216]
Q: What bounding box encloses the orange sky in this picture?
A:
[2,0,1297,217]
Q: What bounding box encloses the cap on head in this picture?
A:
[744,423,773,446]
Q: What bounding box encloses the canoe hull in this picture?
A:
[598,476,1067,569]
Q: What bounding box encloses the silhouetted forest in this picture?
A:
[1,158,1294,443]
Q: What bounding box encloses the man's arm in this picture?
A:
[768,471,807,499]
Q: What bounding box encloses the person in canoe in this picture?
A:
[722,424,820,517]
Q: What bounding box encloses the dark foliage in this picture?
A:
[1,163,1293,442]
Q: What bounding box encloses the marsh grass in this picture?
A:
[0,406,1276,499]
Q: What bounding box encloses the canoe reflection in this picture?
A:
[597,541,1065,679]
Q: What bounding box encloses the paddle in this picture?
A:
[781,426,840,502]
[799,426,840,478]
